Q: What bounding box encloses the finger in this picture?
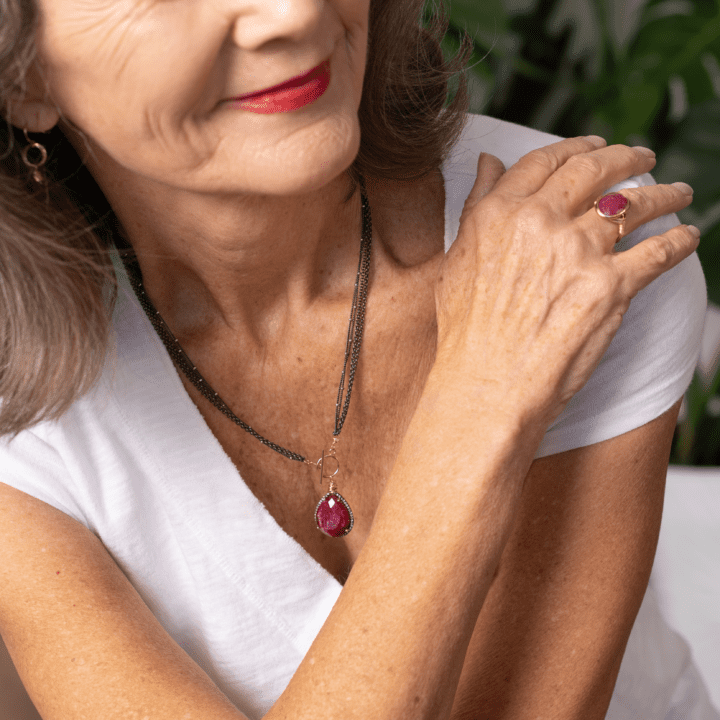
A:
[578,182,694,248]
[615,224,700,297]
[492,135,608,200]
[461,152,506,217]
[540,144,657,212]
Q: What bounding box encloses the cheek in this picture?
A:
[338,2,370,100]
[343,0,371,24]
[37,1,200,136]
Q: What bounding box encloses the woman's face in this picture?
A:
[32,0,369,196]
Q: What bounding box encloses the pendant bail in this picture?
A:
[317,436,340,490]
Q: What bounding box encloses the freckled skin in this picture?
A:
[4,4,699,719]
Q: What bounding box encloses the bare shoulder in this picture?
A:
[0,482,247,720]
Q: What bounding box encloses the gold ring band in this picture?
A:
[595,192,630,243]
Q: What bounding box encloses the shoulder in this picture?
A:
[0,261,156,533]
[0,425,88,527]
[441,114,564,253]
[460,113,564,166]
[443,113,563,179]
[441,114,707,456]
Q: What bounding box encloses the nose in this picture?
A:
[227,0,324,50]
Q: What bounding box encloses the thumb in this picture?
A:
[462,152,506,217]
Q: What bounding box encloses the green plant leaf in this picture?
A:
[545,0,604,64]
[596,82,664,143]
[683,57,716,107]
[447,0,508,43]
[653,98,720,304]
[654,98,720,200]
[633,1,720,81]
[697,223,720,307]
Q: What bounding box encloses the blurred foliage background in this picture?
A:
[427,0,720,464]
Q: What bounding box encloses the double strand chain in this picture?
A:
[114,180,372,536]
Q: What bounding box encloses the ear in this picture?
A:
[5,62,60,133]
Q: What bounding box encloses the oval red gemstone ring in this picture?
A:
[594,191,630,243]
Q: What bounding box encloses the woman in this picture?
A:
[0,0,713,719]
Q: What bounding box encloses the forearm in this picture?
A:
[0,370,570,720]
[271,372,542,720]
[446,407,677,720]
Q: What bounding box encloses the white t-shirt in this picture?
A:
[0,113,713,719]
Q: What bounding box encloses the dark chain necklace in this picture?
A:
[114,179,372,538]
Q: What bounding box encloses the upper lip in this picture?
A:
[231,59,329,100]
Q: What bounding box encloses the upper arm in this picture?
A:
[0,482,249,720]
[449,400,680,720]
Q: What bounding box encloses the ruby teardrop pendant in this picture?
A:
[315,492,354,538]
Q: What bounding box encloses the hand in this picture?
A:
[433,136,698,432]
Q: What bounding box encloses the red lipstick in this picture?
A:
[229,60,331,114]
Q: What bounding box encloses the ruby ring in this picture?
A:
[595,192,630,243]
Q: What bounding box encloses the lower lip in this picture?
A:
[229,61,331,114]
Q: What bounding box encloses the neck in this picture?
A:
[99,166,364,349]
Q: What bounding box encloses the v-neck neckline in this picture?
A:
[105,127,475,615]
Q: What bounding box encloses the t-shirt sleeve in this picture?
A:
[443,114,707,457]
[0,428,89,527]
[535,171,707,457]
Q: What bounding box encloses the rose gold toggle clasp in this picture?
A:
[309,436,340,492]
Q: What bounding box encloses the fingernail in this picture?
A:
[633,146,656,157]
[672,181,694,195]
[586,135,606,147]
[687,225,701,239]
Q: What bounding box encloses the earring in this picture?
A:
[21,128,48,184]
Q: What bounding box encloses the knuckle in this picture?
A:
[460,193,503,228]
[625,183,685,224]
[605,143,643,166]
[517,198,553,228]
[577,265,618,310]
[649,184,678,207]
[625,188,648,214]
[565,153,603,177]
[606,310,625,335]
[648,237,675,266]
[524,148,560,173]
[480,193,505,215]
[619,143,642,161]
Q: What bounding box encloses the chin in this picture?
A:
[264,153,358,197]
[223,113,362,198]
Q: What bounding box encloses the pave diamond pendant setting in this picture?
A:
[315,492,354,538]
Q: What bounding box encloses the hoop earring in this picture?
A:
[21,128,48,184]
